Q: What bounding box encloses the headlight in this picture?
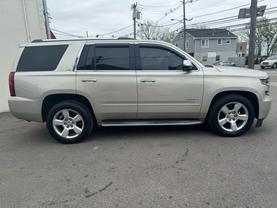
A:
[260,77,270,86]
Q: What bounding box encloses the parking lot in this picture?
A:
[0,71,277,208]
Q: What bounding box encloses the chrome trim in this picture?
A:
[101,120,203,127]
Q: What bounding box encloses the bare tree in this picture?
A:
[137,20,176,43]
[236,18,277,58]
[260,18,277,56]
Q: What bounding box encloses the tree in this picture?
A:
[237,18,277,58]
[137,20,176,43]
[260,18,277,56]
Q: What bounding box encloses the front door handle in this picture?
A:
[140,80,156,83]
[82,79,97,83]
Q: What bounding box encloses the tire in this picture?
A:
[261,66,265,69]
[46,100,94,144]
[273,63,277,69]
[207,94,255,137]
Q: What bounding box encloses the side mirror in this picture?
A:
[183,60,194,71]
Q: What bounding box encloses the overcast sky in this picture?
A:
[47,0,277,38]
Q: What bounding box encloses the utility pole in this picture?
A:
[132,2,138,39]
[248,0,258,69]
[183,0,186,52]
[42,0,51,39]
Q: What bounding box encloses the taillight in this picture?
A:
[9,72,15,97]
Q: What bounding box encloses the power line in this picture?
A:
[175,0,265,20]
[171,6,277,28]
[52,29,84,38]
[98,24,133,36]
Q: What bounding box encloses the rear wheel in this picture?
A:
[46,101,94,143]
[207,95,255,137]
[273,63,277,69]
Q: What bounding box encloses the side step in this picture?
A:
[101,120,203,127]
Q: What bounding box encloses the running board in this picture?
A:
[101,120,203,127]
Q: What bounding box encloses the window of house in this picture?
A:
[140,46,184,70]
[201,39,209,48]
[217,39,222,45]
[216,55,220,61]
[202,56,208,62]
[186,41,189,49]
[226,39,231,44]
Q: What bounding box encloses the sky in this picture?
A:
[47,0,277,38]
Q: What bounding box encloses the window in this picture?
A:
[226,39,231,44]
[202,56,207,62]
[77,45,130,70]
[216,55,220,61]
[201,39,209,48]
[140,46,184,70]
[186,41,189,49]
[96,46,130,70]
[217,39,222,45]
[17,45,68,72]
[77,45,93,70]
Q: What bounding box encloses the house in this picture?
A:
[236,42,248,57]
[0,0,49,112]
[173,29,238,65]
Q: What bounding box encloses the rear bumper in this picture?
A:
[8,97,43,122]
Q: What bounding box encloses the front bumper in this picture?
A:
[260,63,274,68]
[259,95,272,119]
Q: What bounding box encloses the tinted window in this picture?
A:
[77,45,95,70]
[95,46,130,70]
[17,45,68,72]
[140,47,184,70]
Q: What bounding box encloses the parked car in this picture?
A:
[260,55,277,69]
[9,39,271,143]
[214,61,236,67]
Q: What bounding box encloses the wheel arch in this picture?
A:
[41,94,96,122]
[207,90,259,119]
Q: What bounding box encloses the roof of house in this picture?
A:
[174,28,237,41]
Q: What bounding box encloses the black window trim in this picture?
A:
[77,43,135,71]
[136,44,187,71]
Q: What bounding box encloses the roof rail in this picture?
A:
[30,38,134,43]
[117,37,134,40]
[31,39,43,43]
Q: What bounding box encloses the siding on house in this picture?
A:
[173,29,238,65]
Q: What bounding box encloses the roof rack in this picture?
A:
[31,37,134,43]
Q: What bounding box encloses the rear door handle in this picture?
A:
[82,79,97,83]
[140,80,156,83]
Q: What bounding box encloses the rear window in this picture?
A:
[17,45,68,72]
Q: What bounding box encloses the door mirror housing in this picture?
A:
[183,60,194,71]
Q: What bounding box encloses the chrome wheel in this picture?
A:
[217,102,249,133]
[52,109,84,139]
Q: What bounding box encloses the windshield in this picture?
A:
[267,55,277,60]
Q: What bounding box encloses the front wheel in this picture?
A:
[46,101,94,144]
[207,95,255,137]
[273,63,277,69]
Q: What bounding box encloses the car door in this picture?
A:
[76,43,137,121]
[136,44,204,119]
